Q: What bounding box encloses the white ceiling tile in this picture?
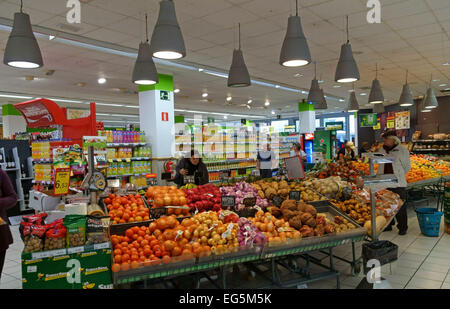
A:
[0,2,53,24]
[179,18,223,37]
[239,0,292,18]
[381,0,429,20]
[308,0,366,19]
[176,0,232,19]
[265,8,322,29]
[396,23,444,38]
[37,15,99,35]
[80,4,126,27]
[184,36,217,52]
[350,23,393,39]
[89,0,157,18]
[105,17,143,37]
[434,7,450,22]
[202,7,260,28]
[386,12,437,30]
[201,28,235,46]
[84,28,131,44]
[8,0,68,15]
[240,19,282,37]
[426,0,450,10]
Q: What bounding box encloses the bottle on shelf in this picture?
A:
[21,164,26,178]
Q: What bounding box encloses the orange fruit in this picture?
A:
[162,255,171,264]
[120,262,130,271]
[112,263,121,273]
[131,261,140,269]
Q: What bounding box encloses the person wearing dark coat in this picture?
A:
[0,168,18,278]
[173,150,209,187]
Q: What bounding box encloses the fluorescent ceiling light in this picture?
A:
[202,93,208,98]
[271,111,275,115]
[226,96,232,101]
[47,98,84,103]
[360,93,367,96]
[204,70,228,78]
[198,68,204,72]
[95,102,124,107]
[443,62,450,66]
[275,85,280,88]
[98,78,106,84]
[224,115,227,119]
[49,35,55,40]
[439,84,447,87]
[174,89,180,93]
[0,94,32,99]
[265,100,270,106]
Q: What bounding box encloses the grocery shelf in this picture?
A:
[107,172,150,179]
[32,159,53,164]
[208,166,256,172]
[107,157,152,162]
[106,143,147,147]
[412,139,450,143]
[3,168,19,172]
[32,180,54,185]
[412,149,450,152]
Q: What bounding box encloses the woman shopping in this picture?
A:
[378,130,411,235]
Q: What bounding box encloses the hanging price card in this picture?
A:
[53,168,71,196]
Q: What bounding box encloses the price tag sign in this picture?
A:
[53,168,70,196]
[289,191,300,201]
[272,195,285,207]
[221,196,235,209]
[125,158,131,163]
[219,170,231,180]
[243,197,256,207]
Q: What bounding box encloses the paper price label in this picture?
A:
[175,230,184,241]
[221,196,235,208]
[93,242,110,250]
[289,191,300,201]
[53,168,71,196]
[221,223,234,239]
[67,246,85,254]
[125,158,131,162]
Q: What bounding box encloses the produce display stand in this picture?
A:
[406,177,444,210]
[22,242,112,289]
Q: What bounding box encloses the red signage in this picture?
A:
[161,112,169,122]
[304,133,314,140]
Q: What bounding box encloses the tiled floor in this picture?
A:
[0,202,449,289]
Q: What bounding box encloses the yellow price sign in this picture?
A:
[53,168,71,196]
[125,158,131,162]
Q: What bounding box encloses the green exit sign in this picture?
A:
[160,90,169,101]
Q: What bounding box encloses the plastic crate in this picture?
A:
[415,208,443,237]
[362,240,398,274]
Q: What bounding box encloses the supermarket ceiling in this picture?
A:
[0,0,449,124]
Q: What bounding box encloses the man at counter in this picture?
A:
[173,150,209,187]
[257,143,276,179]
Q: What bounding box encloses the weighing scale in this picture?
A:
[81,146,107,216]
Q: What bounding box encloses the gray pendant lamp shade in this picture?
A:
[228,24,251,88]
[335,16,359,83]
[132,42,159,85]
[313,88,327,110]
[3,12,43,68]
[369,78,384,104]
[279,13,311,67]
[150,0,186,60]
[399,84,414,107]
[347,91,359,112]
[424,87,438,109]
[132,14,159,85]
[372,102,384,114]
[307,78,322,104]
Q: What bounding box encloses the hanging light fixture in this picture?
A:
[150,0,186,60]
[347,83,359,112]
[132,14,159,85]
[228,23,251,88]
[369,63,384,104]
[335,16,360,83]
[314,88,328,110]
[307,62,322,104]
[279,0,311,67]
[399,70,414,107]
[372,102,384,114]
[3,0,43,68]
[424,74,438,109]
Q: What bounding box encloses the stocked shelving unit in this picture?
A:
[411,139,450,154]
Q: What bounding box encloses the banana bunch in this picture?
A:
[181,183,197,190]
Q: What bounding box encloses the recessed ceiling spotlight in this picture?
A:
[339,99,345,102]
[432,79,440,82]
[264,100,270,106]
[247,99,252,104]
[202,92,208,98]
[294,73,303,77]
[275,85,280,88]
[198,68,204,72]
[224,115,228,119]
[333,85,341,88]
[271,110,275,115]
[443,62,450,66]
[226,96,232,101]
[360,93,367,96]
[49,35,55,40]
[98,77,106,84]
[439,84,447,87]
[174,88,180,93]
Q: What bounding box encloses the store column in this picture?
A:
[298,101,315,134]
[2,104,27,138]
[138,74,175,182]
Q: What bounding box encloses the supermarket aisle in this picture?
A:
[0,206,448,289]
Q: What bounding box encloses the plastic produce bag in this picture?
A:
[63,214,86,247]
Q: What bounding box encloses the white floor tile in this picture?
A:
[395,258,424,269]
[419,263,449,273]
[441,283,450,289]
[399,253,427,263]
[0,274,18,284]
[402,248,429,256]
[385,266,418,278]
[382,273,411,285]
[413,269,447,281]
[0,280,21,289]
[424,257,450,267]
[406,277,442,289]
[428,251,449,259]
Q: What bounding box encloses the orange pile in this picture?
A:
[349,161,378,175]
[111,215,211,272]
[104,193,150,225]
[145,186,187,208]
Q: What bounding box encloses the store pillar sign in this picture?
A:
[359,114,378,127]
[160,90,169,101]
[161,112,169,122]
[325,122,344,131]
[395,111,410,129]
[53,168,71,196]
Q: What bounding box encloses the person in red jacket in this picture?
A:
[0,168,18,278]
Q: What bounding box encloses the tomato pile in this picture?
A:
[104,194,149,225]
[183,184,222,212]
